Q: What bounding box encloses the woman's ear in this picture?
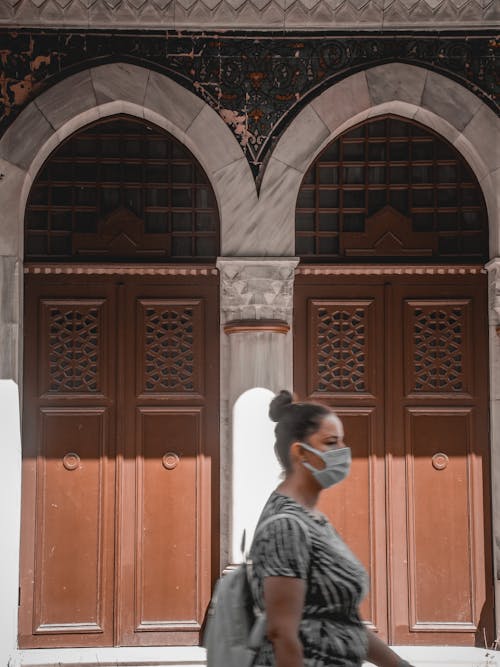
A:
[289,441,304,466]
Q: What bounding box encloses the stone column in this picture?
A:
[217,257,298,566]
[0,257,21,382]
[486,257,500,638]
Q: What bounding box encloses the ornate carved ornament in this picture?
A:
[24,263,218,276]
[0,31,497,173]
[72,207,171,260]
[217,258,299,323]
[343,206,437,258]
[296,264,485,276]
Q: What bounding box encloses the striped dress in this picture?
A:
[248,491,369,667]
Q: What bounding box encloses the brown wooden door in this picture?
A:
[20,271,219,648]
[294,270,493,646]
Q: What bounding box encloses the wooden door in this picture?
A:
[294,270,493,646]
[20,271,219,648]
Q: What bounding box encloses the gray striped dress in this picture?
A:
[248,491,369,667]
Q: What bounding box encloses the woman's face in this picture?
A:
[302,413,345,470]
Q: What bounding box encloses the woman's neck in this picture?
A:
[276,474,321,510]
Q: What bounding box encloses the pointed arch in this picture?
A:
[258,64,499,257]
[0,62,258,260]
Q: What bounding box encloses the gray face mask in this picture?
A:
[299,442,352,489]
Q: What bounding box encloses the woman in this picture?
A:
[248,390,414,667]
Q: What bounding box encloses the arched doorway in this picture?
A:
[293,115,493,646]
[19,116,220,648]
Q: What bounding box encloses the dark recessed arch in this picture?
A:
[295,114,489,263]
[24,114,220,263]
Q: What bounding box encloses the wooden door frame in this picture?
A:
[20,263,220,649]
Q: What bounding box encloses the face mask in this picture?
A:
[299,442,351,489]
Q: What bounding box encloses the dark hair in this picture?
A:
[269,390,331,472]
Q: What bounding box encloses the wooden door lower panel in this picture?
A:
[389,280,493,646]
[118,408,207,645]
[406,409,477,632]
[20,280,117,648]
[33,409,113,638]
[117,281,218,646]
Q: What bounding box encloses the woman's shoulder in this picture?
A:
[254,491,327,544]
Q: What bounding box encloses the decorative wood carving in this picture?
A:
[25,264,218,276]
[343,206,437,257]
[44,301,103,394]
[313,303,368,393]
[296,264,483,276]
[404,299,470,395]
[73,207,170,260]
[139,299,201,395]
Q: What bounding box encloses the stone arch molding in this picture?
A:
[258,62,500,258]
[0,61,258,260]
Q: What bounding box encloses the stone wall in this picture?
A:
[0,0,498,30]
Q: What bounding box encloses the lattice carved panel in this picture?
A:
[43,300,103,394]
[405,300,470,394]
[310,300,373,395]
[140,300,202,395]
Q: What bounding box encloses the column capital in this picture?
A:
[216,257,299,324]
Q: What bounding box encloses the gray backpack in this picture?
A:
[204,512,310,667]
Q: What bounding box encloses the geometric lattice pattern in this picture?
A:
[314,303,367,392]
[143,304,196,393]
[48,305,100,392]
[412,304,465,392]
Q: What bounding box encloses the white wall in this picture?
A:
[231,387,282,562]
[0,380,22,666]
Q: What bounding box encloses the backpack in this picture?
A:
[204,512,310,667]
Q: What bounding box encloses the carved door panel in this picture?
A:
[388,280,492,645]
[294,283,388,637]
[20,273,219,648]
[294,273,493,646]
[117,279,219,646]
[20,278,117,648]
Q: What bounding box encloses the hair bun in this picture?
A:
[269,390,293,422]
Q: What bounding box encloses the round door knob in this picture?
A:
[162,452,180,470]
[63,452,80,471]
[432,452,449,470]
